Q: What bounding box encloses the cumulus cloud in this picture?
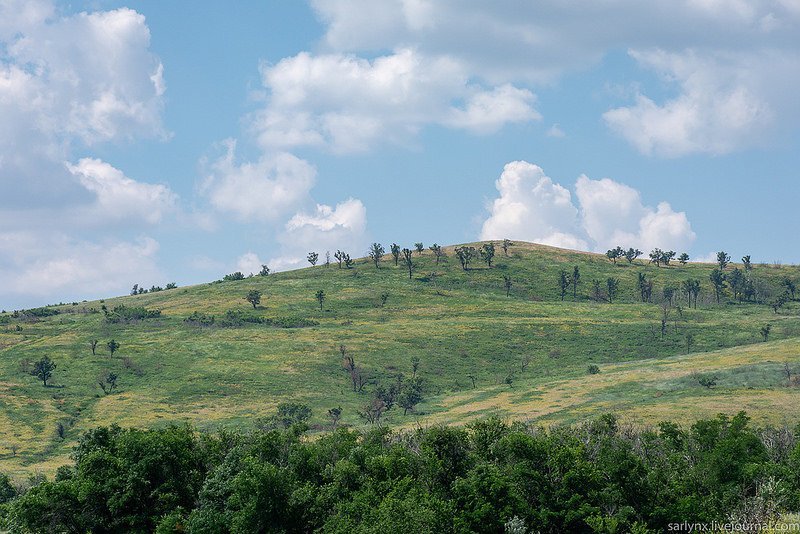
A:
[66,158,176,223]
[270,198,368,271]
[0,232,161,306]
[480,161,586,250]
[310,0,800,156]
[235,252,267,276]
[201,140,316,222]
[603,49,792,156]
[0,1,166,205]
[480,161,695,253]
[253,48,540,153]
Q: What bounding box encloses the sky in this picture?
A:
[1,0,799,310]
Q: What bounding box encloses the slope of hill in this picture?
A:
[1,241,799,476]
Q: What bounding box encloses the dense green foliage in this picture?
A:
[2,412,800,532]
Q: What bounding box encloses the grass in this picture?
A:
[1,241,799,477]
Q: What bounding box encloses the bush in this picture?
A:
[587,364,600,374]
[222,272,245,282]
[184,311,215,327]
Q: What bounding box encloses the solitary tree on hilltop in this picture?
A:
[369,243,385,268]
[307,252,319,267]
[245,289,262,309]
[33,356,56,387]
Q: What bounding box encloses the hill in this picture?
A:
[1,241,799,477]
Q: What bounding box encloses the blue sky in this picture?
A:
[1,0,798,309]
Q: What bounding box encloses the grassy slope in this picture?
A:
[1,241,799,477]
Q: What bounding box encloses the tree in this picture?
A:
[480,243,495,268]
[558,270,570,301]
[649,248,663,267]
[90,339,98,356]
[772,294,788,314]
[343,253,355,269]
[380,292,389,307]
[455,246,475,270]
[592,279,603,301]
[390,243,401,266]
[686,332,694,354]
[717,251,731,270]
[401,248,414,279]
[398,379,423,415]
[325,251,330,267]
[315,290,325,311]
[742,255,752,271]
[107,339,120,357]
[411,356,420,378]
[33,356,56,386]
[710,269,726,304]
[572,266,581,300]
[341,345,365,392]
[307,252,319,267]
[606,248,620,264]
[637,273,653,302]
[415,242,424,254]
[503,275,512,297]
[245,289,262,309]
[327,407,342,429]
[682,279,700,309]
[275,402,312,429]
[624,248,642,263]
[368,243,385,268]
[258,265,270,276]
[760,324,772,342]
[98,371,118,395]
[698,374,717,389]
[334,250,345,268]
[678,253,689,265]
[501,239,513,256]
[429,243,445,264]
[727,269,745,301]
[606,277,620,303]
[782,277,796,299]
[660,250,676,266]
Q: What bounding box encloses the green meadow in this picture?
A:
[1,241,799,477]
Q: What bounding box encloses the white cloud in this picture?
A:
[66,158,176,223]
[311,0,800,156]
[0,1,166,210]
[480,161,695,253]
[253,49,540,153]
[235,252,267,276]
[0,233,161,306]
[201,140,316,222]
[271,198,368,271]
[480,161,586,250]
[546,124,566,138]
[602,49,791,156]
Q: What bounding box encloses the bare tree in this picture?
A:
[341,345,366,392]
[429,243,445,264]
[90,339,98,356]
[501,239,513,256]
[368,243,385,268]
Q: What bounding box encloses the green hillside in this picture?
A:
[1,241,799,477]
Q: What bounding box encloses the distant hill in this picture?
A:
[1,241,799,476]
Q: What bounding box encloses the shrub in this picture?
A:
[104,305,161,324]
[587,364,600,374]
